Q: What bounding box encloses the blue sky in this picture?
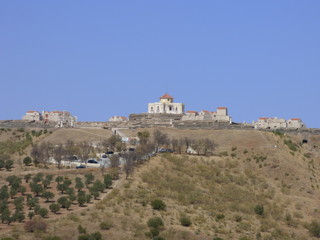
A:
[1,1,319,127]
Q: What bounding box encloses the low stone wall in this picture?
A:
[0,120,56,129]
[129,113,183,123]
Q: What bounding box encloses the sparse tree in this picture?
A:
[39,208,48,218]
[24,173,32,183]
[84,173,95,185]
[31,144,41,167]
[30,183,43,196]
[49,203,60,214]
[75,177,84,192]
[92,180,105,193]
[23,156,32,166]
[77,192,86,207]
[42,191,55,202]
[153,129,169,152]
[28,211,35,220]
[137,131,150,145]
[4,159,14,171]
[53,144,65,169]
[27,197,39,210]
[0,185,10,202]
[109,154,120,169]
[58,197,71,209]
[103,174,112,188]
[123,157,134,180]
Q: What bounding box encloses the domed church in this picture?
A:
[148,93,184,114]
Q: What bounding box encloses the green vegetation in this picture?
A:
[180,216,192,227]
[284,139,298,152]
[308,221,320,238]
[151,199,166,211]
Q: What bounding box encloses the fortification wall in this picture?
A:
[0,120,56,129]
[129,113,183,123]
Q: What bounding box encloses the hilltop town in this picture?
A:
[1,93,308,133]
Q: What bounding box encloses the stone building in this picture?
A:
[22,110,77,127]
[253,117,305,129]
[22,110,42,121]
[148,93,184,114]
[182,107,232,123]
[109,116,128,122]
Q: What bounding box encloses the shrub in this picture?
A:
[180,216,192,227]
[100,221,112,230]
[78,224,87,234]
[213,238,224,240]
[147,217,164,228]
[150,228,160,237]
[254,204,264,216]
[23,157,32,166]
[24,218,47,232]
[309,220,320,237]
[216,213,225,220]
[284,139,298,152]
[151,199,166,211]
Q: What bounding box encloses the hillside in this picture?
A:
[1,128,320,240]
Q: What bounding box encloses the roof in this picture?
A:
[259,117,269,120]
[201,110,210,113]
[217,107,227,109]
[291,118,301,121]
[51,111,63,114]
[186,111,197,113]
[160,93,173,99]
[27,110,38,113]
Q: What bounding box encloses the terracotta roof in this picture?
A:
[51,111,63,113]
[27,110,37,113]
[187,111,197,113]
[160,93,173,99]
[259,117,269,120]
[291,118,301,121]
[120,116,127,119]
[201,110,209,113]
[217,107,227,109]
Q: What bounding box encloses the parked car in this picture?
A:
[76,165,86,169]
[106,151,114,155]
[87,159,98,164]
[158,148,174,153]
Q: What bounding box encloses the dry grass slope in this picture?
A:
[2,128,320,239]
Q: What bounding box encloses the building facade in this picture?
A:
[22,110,77,127]
[148,93,184,114]
[22,111,42,121]
[182,107,232,123]
[253,117,305,129]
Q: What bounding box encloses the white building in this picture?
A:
[148,93,184,114]
[253,117,305,129]
[182,107,232,123]
[22,111,42,121]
